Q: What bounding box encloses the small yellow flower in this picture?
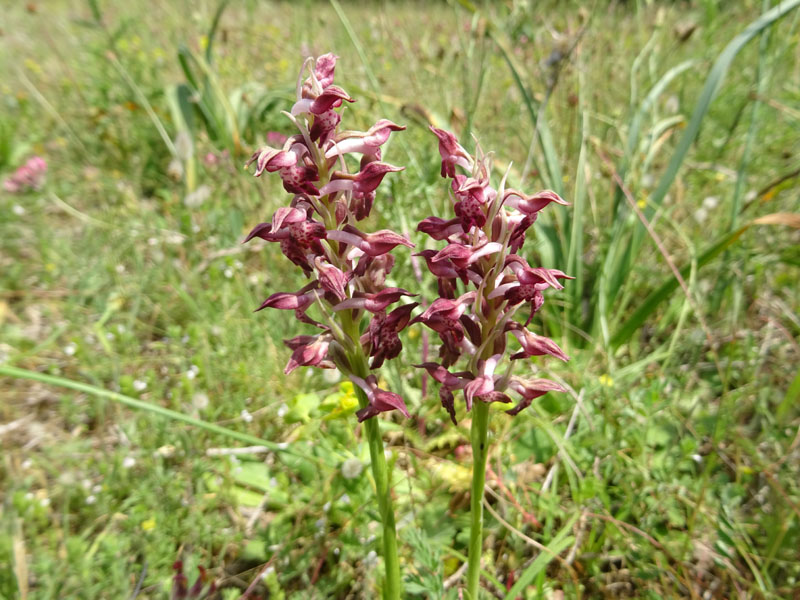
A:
[637,197,647,209]
[338,382,358,412]
[599,374,614,387]
[141,518,156,531]
[24,59,43,75]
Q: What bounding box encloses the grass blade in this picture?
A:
[0,365,312,460]
[567,110,587,335]
[205,0,230,63]
[503,516,578,600]
[610,213,799,348]
[611,226,747,349]
[634,0,800,250]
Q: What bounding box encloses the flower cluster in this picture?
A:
[245,54,414,422]
[414,127,570,420]
[4,156,46,193]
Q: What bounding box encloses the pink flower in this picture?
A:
[255,281,320,312]
[244,207,326,275]
[320,162,405,197]
[365,302,418,369]
[430,127,472,178]
[266,131,288,146]
[506,377,567,415]
[506,322,569,362]
[326,225,414,258]
[464,355,501,409]
[4,156,47,193]
[283,333,334,374]
[333,288,415,314]
[416,216,462,241]
[502,189,569,215]
[326,119,406,160]
[351,374,410,422]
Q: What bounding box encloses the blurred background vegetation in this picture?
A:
[1,0,799,598]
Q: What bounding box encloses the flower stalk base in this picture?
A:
[352,353,401,600]
[466,400,490,598]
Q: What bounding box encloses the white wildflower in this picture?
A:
[341,458,363,480]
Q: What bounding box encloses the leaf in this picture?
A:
[205,0,230,63]
[752,212,800,228]
[777,368,800,420]
[87,0,102,25]
[634,0,800,249]
[285,392,318,424]
[610,226,746,348]
[503,514,578,600]
[611,214,800,348]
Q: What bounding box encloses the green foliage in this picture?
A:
[1,0,799,598]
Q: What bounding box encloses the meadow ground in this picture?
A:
[1,1,799,598]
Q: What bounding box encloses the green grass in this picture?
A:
[1,1,799,598]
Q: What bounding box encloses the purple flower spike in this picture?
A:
[247,53,413,425]
[352,375,410,422]
[416,127,570,420]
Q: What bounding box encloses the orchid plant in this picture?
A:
[414,127,571,598]
[244,53,412,599]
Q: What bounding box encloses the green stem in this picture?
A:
[351,354,401,600]
[466,400,490,599]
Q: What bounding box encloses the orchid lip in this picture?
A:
[291,98,314,116]
[324,138,373,158]
[319,180,353,196]
[488,283,517,299]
